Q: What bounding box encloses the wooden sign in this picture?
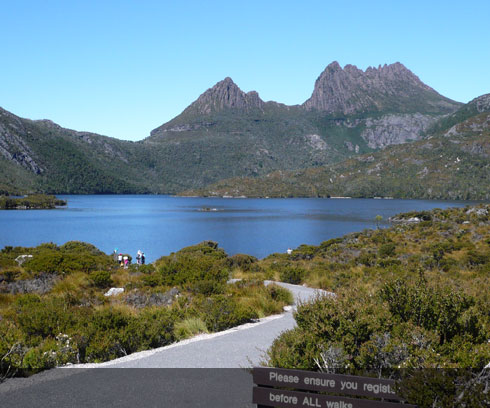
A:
[253,387,416,408]
[253,368,401,401]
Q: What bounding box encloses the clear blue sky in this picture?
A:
[1,0,489,141]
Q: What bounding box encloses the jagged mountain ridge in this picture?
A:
[149,63,461,150]
[185,77,265,114]
[146,62,461,181]
[303,62,459,115]
[0,62,468,195]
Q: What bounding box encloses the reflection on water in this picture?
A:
[0,195,475,261]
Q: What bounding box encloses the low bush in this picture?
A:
[156,242,229,286]
[266,276,489,373]
[89,270,113,288]
[189,279,225,295]
[198,295,259,332]
[229,253,258,271]
[378,243,396,258]
[279,267,306,284]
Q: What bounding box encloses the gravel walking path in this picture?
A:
[72,281,329,368]
[0,282,330,407]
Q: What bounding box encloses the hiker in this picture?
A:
[141,252,145,265]
[118,253,123,267]
[123,255,129,269]
[136,250,142,265]
[113,249,118,262]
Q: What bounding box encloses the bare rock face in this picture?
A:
[304,134,328,151]
[124,287,180,308]
[472,93,490,113]
[445,112,490,138]
[0,108,45,174]
[185,77,264,115]
[360,113,438,149]
[0,273,58,295]
[303,62,459,115]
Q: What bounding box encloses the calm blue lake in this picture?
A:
[0,196,475,262]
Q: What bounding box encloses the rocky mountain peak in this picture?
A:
[303,62,456,115]
[185,77,264,115]
[469,93,490,113]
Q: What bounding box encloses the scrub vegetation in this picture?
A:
[247,205,489,407]
[1,204,488,405]
[183,114,490,200]
[0,241,291,378]
[0,194,66,210]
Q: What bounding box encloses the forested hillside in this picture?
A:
[185,94,490,200]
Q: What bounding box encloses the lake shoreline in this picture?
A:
[1,195,483,263]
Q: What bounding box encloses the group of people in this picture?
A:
[113,248,145,268]
[135,250,146,265]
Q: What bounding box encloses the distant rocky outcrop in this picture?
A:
[303,62,460,115]
[473,93,490,113]
[124,287,180,308]
[184,77,265,115]
[360,113,437,149]
[0,273,58,295]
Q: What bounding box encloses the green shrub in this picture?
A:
[189,279,225,295]
[266,328,319,370]
[465,250,489,266]
[377,257,401,268]
[13,295,70,340]
[229,253,258,271]
[319,237,343,250]
[24,251,63,275]
[89,270,113,288]
[140,273,161,287]
[279,267,306,284]
[266,275,489,375]
[267,284,294,305]
[137,264,155,274]
[60,241,105,255]
[378,243,396,258]
[291,245,318,260]
[22,242,113,276]
[156,242,229,287]
[0,320,25,376]
[199,295,258,332]
[357,252,377,266]
[22,344,56,373]
[0,267,22,282]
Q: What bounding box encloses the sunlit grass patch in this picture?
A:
[173,317,208,340]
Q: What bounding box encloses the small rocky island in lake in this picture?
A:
[0,194,67,210]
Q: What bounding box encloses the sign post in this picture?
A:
[252,367,416,408]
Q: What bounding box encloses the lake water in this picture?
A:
[0,195,475,262]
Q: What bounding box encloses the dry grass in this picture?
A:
[174,317,208,340]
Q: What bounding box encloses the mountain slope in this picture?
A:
[1,62,464,195]
[144,63,461,190]
[144,78,357,190]
[181,94,490,200]
[0,108,160,194]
